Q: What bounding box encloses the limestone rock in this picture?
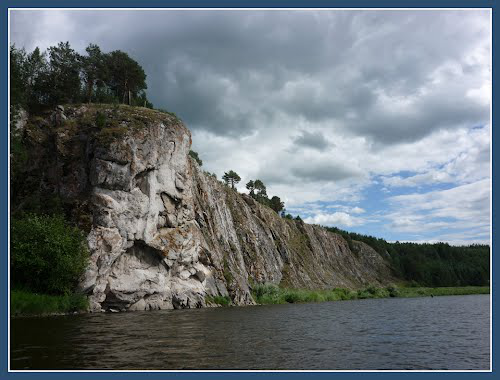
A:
[16,105,396,312]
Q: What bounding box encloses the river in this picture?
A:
[10,294,490,370]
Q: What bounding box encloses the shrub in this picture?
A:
[189,150,203,166]
[95,111,107,129]
[11,214,88,295]
[11,290,88,316]
[206,295,231,306]
[386,285,400,297]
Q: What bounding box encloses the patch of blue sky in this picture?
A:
[286,177,486,244]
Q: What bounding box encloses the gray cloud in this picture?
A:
[291,162,362,183]
[9,10,491,243]
[10,10,490,143]
[292,130,331,151]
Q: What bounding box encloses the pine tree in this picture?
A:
[222,170,241,189]
[270,196,285,214]
[46,42,81,104]
[246,180,255,196]
[105,50,147,105]
[80,43,107,103]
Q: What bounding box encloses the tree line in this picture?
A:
[325,226,489,287]
[10,41,152,112]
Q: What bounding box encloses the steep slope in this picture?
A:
[13,105,396,311]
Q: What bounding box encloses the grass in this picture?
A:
[11,290,89,317]
[205,295,231,307]
[251,284,489,305]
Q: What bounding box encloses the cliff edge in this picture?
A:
[13,105,396,311]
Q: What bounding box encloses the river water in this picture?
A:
[10,294,490,370]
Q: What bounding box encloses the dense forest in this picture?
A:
[325,226,490,287]
[10,41,153,112]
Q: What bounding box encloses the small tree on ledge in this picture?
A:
[223,170,241,189]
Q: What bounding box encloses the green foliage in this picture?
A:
[189,150,203,166]
[80,43,108,103]
[270,196,285,214]
[205,295,231,306]
[95,111,107,129]
[324,226,490,287]
[10,42,154,111]
[10,45,28,106]
[10,131,28,189]
[11,214,88,295]
[46,42,82,104]
[105,50,147,104]
[246,180,255,195]
[11,290,88,316]
[251,283,489,305]
[386,285,400,297]
[157,108,180,119]
[222,170,241,189]
[131,90,154,108]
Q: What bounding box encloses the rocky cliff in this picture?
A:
[13,105,396,311]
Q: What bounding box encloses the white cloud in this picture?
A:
[385,179,490,241]
[304,211,364,228]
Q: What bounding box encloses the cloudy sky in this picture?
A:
[10,9,491,245]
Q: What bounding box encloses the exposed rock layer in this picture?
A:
[14,105,396,311]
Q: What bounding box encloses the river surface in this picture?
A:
[10,294,490,370]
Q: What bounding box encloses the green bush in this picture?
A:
[11,214,88,295]
[205,295,231,306]
[95,111,107,129]
[11,290,88,316]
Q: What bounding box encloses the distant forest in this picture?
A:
[326,226,489,287]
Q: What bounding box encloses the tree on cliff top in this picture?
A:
[10,41,154,110]
[46,42,81,104]
[223,170,241,189]
[80,43,108,103]
[105,50,147,105]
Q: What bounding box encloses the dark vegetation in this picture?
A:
[10,40,157,314]
[223,170,241,189]
[189,150,203,166]
[11,290,88,316]
[11,214,88,295]
[10,214,89,315]
[325,226,490,287]
[10,42,152,113]
[205,295,231,307]
[245,178,285,214]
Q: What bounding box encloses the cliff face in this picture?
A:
[14,105,395,311]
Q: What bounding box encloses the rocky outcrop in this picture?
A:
[14,105,396,312]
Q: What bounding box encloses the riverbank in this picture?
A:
[250,284,490,305]
[11,285,489,316]
[10,290,88,317]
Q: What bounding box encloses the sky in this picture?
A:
[10,9,491,245]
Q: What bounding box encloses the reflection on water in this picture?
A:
[11,294,490,370]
